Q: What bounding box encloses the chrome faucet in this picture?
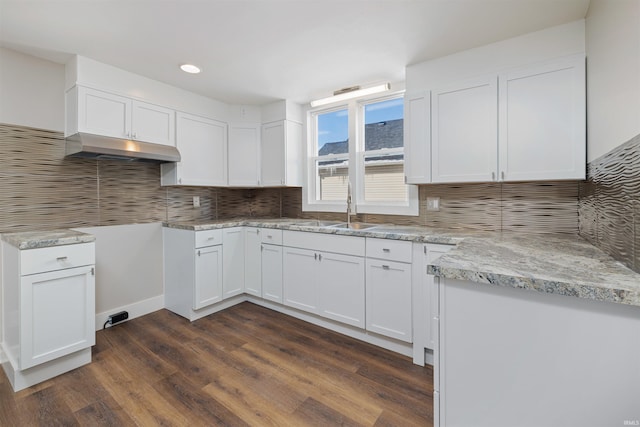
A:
[347,181,352,227]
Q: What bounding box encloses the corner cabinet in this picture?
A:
[1,239,96,391]
[161,112,228,186]
[66,85,175,146]
[261,120,303,187]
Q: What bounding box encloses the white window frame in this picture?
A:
[303,89,419,216]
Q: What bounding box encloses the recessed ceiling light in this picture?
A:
[180,64,201,74]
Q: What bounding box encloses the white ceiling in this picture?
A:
[0,0,590,106]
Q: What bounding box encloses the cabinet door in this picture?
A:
[175,112,227,186]
[244,228,262,297]
[223,228,245,299]
[78,87,131,139]
[20,265,95,370]
[318,252,365,328]
[194,245,223,310]
[432,77,498,183]
[366,259,412,342]
[228,123,260,186]
[283,247,318,313]
[261,121,285,186]
[498,55,586,181]
[404,91,431,184]
[132,100,175,146]
[261,244,283,303]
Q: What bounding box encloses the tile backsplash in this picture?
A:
[1,123,580,237]
[579,133,640,273]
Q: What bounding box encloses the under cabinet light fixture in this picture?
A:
[310,83,391,107]
[180,64,201,74]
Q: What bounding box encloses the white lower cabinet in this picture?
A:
[1,240,96,391]
[260,229,283,303]
[223,227,245,299]
[283,247,319,312]
[366,259,412,342]
[282,231,365,328]
[412,243,454,365]
[244,227,262,297]
[194,245,223,309]
[164,227,223,321]
[318,252,365,328]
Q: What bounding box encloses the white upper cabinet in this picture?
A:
[131,100,175,146]
[68,86,175,146]
[261,120,303,187]
[404,91,431,184]
[431,76,498,183]
[228,123,261,187]
[498,54,586,181]
[161,112,227,186]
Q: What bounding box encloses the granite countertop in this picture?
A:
[163,218,489,245]
[165,218,640,308]
[427,233,640,307]
[1,229,96,250]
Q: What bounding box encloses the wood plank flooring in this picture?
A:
[0,302,433,426]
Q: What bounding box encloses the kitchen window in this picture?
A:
[304,91,418,216]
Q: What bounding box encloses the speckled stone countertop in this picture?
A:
[163,218,488,245]
[1,229,95,250]
[427,233,640,307]
[165,218,640,308]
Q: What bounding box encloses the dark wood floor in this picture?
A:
[0,302,433,426]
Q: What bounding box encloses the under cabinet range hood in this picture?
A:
[65,133,181,162]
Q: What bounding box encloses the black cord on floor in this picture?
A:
[103,319,110,329]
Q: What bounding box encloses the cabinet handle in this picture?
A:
[261,245,264,252]
[257,229,260,234]
[91,267,95,276]
[423,246,427,254]
[318,254,322,261]
[197,250,201,256]
[382,265,390,270]
[267,235,273,239]
[207,236,215,240]
[501,171,505,180]
[314,253,317,260]
[492,171,496,181]
[382,248,390,253]
[133,132,137,139]
[56,256,68,262]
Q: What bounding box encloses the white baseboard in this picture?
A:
[0,346,6,364]
[96,294,164,331]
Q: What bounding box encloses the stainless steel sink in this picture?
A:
[329,222,378,230]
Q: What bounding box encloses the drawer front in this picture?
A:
[195,229,222,248]
[260,228,283,245]
[21,243,95,275]
[366,238,412,263]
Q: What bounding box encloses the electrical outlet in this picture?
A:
[426,197,440,212]
[193,196,200,208]
[107,311,128,326]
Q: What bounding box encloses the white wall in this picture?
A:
[74,224,165,329]
[585,0,640,161]
[0,47,65,131]
[406,20,585,92]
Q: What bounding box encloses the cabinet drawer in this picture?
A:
[195,229,222,248]
[366,238,412,263]
[21,243,95,276]
[260,229,283,245]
